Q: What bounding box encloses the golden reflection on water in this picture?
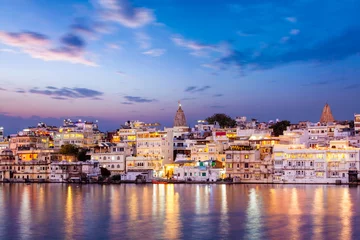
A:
[110,186,120,222]
[340,188,352,240]
[19,186,30,240]
[163,184,181,240]
[220,185,229,235]
[289,188,301,240]
[312,187,324,240]
[65,186,74,240]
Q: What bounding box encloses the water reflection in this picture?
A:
[312,187,324,240]
[340,188,352,240]
[245,188,263,239]
[0,184,358,240]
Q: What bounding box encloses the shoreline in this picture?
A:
[1,180,359,186]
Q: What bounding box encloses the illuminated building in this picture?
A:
[54,119,102,148]
[49,160,100,182]
[0,127,4,142]
[225,145,272,182]
[0,149,15,180]
[355,114,360,135]
[125,156,163,179]
[174,101,187,127]
[174,160,225,181]
[90,143,130,175]
[273,140,360,183]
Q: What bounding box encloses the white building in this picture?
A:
[355,114,360,135]
[273,140,360,184]
[90,143,129,175]
[174,161,224,182]
[50,160,100,182]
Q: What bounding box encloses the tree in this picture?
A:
[59,144,79,156]
[77,148,90,162]
[100,167,111,178]
[349,120,354,129]
[270,120,291,137]
[205,113,236,128]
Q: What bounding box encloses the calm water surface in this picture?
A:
[0,183,358,240]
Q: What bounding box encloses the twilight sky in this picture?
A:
[1,0,360,134]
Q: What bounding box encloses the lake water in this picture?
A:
[0,183,358,240]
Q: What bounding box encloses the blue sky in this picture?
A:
[0,0,360,134]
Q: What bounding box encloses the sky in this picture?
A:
[0,0,360,134]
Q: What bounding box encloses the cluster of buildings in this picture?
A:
[1,103,360,184]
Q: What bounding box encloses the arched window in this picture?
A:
[111,165,114,168]
[117,164,120,168]
[117,156,120,160]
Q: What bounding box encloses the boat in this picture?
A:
[152,179,168,184]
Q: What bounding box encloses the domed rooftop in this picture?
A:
[174,101,187,127]
[320,103,335,123]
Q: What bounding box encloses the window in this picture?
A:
[342,173,345,178]
[202,173,206,176]
[245,163,249,168]
[288,162,292,167]
[310,161,313,167]
[237,164,240,168]
[117,156,120,160]
[184,172,187,176]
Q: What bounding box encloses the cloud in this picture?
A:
[290,29,300,35]
[280,36,290,43]
[0,31,97,66]
[210,105,226,109]
[218,27,360,72]
[142,48,165,57]
[181,97,196,101]
[27,87,103,100]
[213,94,223,97]
[121,102,133,105]
[0,48,17,53]
[0,31,50,47]
[135,32,151,49]
[0,87,6,91]
[237,30,255,37]
[343,84,360,90]
[107,43,121,49]
[285,17,297,23]
[97,0,155,28]
[61,34,85,48]
[201,63,222,71]
[46,86,58,90]
[124,95,156,103]
[116,70,126,76]
[171,35,217,54]
[185,86,211,93]
[15,89,26,93]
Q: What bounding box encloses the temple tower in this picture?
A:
[320,103,335,123]
[173,101,187,127]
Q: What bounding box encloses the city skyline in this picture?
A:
[1,0,360,134]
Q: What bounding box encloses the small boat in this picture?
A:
[152,180,168,184]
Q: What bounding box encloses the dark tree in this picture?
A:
[205,113,236,128]
[77,148,90,162]
[59,144,79,156]
[100,167,111,178]
[349,120,354,129]
[270,120,291,136]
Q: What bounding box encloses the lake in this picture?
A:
[0,183,358,240]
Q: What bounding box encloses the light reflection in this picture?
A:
[163,184,181,239]
[312,187,324,240]
[219,185,229,236]
[245,188,263,239]
[340,188,352,240]
[19,186,30,240]
[289,188,301,240]
[65,186,74,240]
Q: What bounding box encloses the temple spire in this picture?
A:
[320,103,335,123]
[174,101,187,127]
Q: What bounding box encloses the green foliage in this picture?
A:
[59,144,78,156]
[111,174,121,181]
[205,113,236,128]
[270,120,291,136]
